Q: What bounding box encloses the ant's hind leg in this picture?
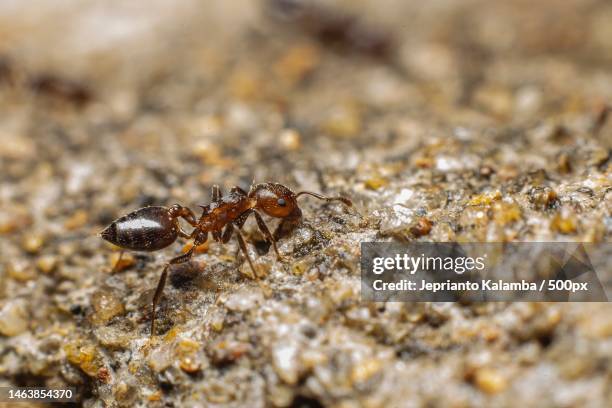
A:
[169,204,198,226]
[151,267,168,337]
[150,247,195,336]
[253,211,282,260]
[178,226,192,239]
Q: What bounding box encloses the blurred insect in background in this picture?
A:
[100,182,352,335]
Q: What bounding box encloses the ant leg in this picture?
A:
[212,185,221,202]
[232,224,259,279]
[111,250,125,273]
[234,210,252,229]
[151,268,168,337]
[178,227,192,239]
[232,224,270,296]
[221,223,233,243]
[169,204,198,226]
[230,210,279,259]
[273,208,302,241]
[169,205,197,239]
[252,211,281,260]
[151,247,195,336]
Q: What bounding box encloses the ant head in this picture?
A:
[250,183,298,218]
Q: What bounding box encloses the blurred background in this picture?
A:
[0,0,611,406]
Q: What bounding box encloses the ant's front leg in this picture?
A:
[252,211,282,260]
[273,207,302,241]
[233,209,281,260]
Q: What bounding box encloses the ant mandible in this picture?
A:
[100,182,352,335]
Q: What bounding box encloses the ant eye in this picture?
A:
[277,198,286,207]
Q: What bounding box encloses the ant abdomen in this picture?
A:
[101,206,179,251]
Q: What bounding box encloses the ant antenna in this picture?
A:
[296,191,352,207]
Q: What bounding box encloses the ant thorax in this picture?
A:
[198,190,252,232]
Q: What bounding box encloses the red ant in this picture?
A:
[100,182,352,335]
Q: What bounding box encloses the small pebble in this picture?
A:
[36,255,58,274]
[557,153,572,174]
[274,44,320,86]
[551,211,578,234]
[64,342,102,377]
[479,165,495,178]
[410,217,432,237]
[322,104,361,138]
[64,210,89,230]
[413,156,434,168]
[351,358,382,384]
[109,252,136,273]
[300,349,328,370]
[90,290,125,325]
[177,338,202,374]
[0,299,29,336]
[182,241,209,254]
[211,314,225,332]
[192,139,233,167]
[7,259,37,281]
[180,356,201,374]
[493,202,522,226]
[228,69,262,101]
[279,128,301,151]
[364,176,389,190]
[224,288,263,312]
[147,342,174,372]
[468,191,502,206]
[208,339,250,366]
[22,233,46,254]
[94,326,133,349]
[529,187,558,209]
[291,258,311,276]
[272,342,300,385]
[474,368,508,394]
[0,128,36,159]
[473,85,514,118]
[0,207,32,234]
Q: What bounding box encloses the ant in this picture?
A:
[100,182,352,335]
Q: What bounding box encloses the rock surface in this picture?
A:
[0,1,611,407]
